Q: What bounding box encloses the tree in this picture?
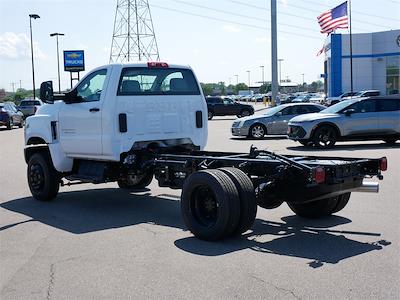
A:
[234,83,248,94]
[259,83,271,94]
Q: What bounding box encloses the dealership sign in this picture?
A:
[64,50,85,72]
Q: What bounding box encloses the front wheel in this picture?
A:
[18,119,25,128]
[207,111,214,120]
[27,152,60,201]
[249,124,266,139]
[312,125,337,149]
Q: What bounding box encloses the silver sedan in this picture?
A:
[231,103,326,139]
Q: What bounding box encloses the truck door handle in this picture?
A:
[89,108,100,112]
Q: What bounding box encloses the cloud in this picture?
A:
[222,25,241,33]
[280,0,288,7]
[0,32,46,60]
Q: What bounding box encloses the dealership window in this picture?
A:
[386,56,400,95]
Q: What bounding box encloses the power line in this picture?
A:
[295,0,400,22]
[165,0,322,34]
[228,0,397,30]
[151,4,321,40]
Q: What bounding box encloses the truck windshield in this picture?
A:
[118,68,200,96]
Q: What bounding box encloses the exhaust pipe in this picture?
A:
[354,181,379,193]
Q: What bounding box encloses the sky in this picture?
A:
[0,0,399,92]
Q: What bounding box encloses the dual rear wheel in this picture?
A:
[181,168,257,241]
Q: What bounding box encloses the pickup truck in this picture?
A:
[24,62,387,241]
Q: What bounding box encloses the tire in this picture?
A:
[249,124,266,139]
[181,169,241,241]
[27,152,60,201]
[117,172,153,189]
[7,119,13,130]
[287,196,340,218]
[18,119,25,128]
[332,192,351,213]
[241,110,251,117]
[219,167,257,235]
[299,140,312,146]
[383,138,398,145]
[208,111,214,120]
[312,125,337,149]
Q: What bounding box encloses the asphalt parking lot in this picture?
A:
[1,114,399,299]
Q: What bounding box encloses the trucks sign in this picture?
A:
[63,50,85,72]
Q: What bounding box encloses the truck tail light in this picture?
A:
[147,62,169,68]
[313,167,325,184]
[379,157,387,172]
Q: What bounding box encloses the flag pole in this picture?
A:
[349,0,353,94]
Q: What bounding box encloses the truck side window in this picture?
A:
[76,69,107,102]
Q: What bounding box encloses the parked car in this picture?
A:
[0,102,25,129]
[325,91,358,106]
[231,103,326,139]
[288,95,400,148]
[18,98,43,117]
[281,95,296,104]
[206,96,254,120]
[342,90,380,100]
[292,94,312,103]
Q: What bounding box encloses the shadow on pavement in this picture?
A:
[1,189,390,267]
[0,188,183,234]
[287,142,400,152]
[230,135,287,141]
[174,215,390,268]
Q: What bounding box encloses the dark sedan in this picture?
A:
[0,102,25,129]
[206,96,254,120]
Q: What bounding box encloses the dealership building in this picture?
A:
[324,29,400,97]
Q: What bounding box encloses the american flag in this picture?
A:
[318,1,349,34]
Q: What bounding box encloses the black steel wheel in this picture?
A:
[7,119,13,130]
[241,109,251,117]
[287,195,345,219]
[27,152,60,201]
[181,169,240,241]
[312,125,337,149]
[117,172,153,189]
[249,124,266,139]
[332,192,351,213]
[383,138,398,145]
[219,167,257,235]
[207,111,214,120]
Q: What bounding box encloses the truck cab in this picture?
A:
[25,62,208,172]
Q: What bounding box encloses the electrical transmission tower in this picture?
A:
[110,0,160,63]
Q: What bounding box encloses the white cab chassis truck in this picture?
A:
[24,62,387,241]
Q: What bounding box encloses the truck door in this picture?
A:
[58,68,108,156]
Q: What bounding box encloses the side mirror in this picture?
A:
[40,81,54,104]
[344,109,355,116]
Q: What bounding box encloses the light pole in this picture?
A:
[260,65,265,86]
[234,74,239,85]
[301,73,305,91]
[278,58,284,85]
[246,70,250,89]
[50,33,65,93]
[29,14,40,99]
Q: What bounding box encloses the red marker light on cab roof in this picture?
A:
[379,157,387,172]
[313,166,325,184]
[147,62,169,68]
